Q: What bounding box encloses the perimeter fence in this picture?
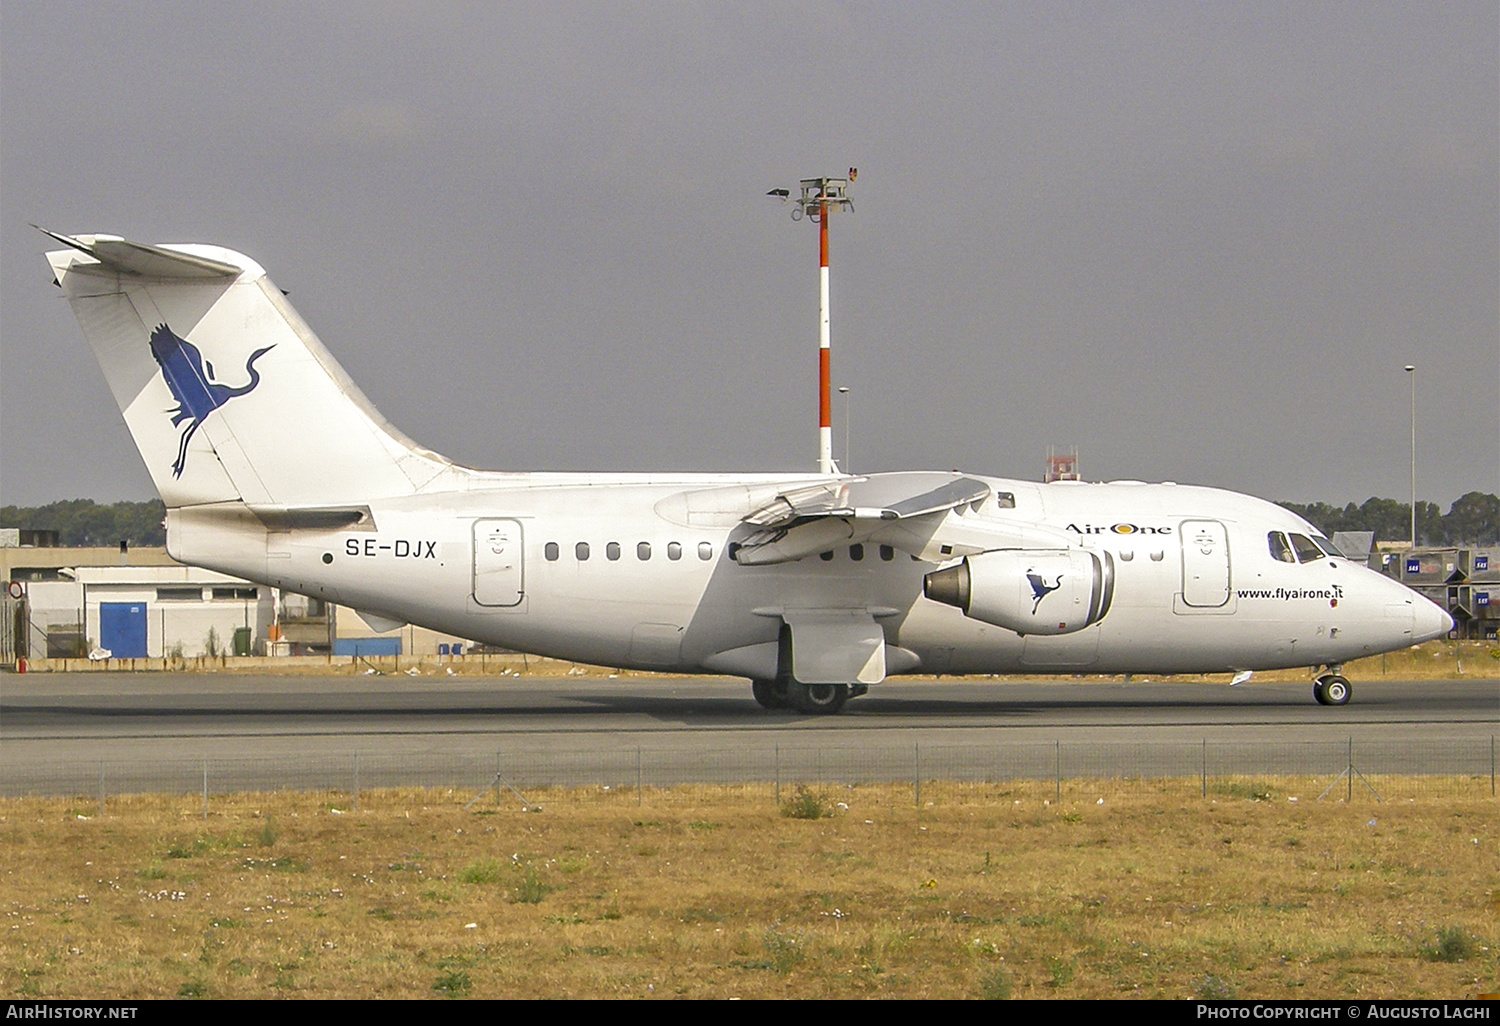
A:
[3,737,1495,808]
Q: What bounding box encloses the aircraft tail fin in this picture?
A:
[43,231,460,510]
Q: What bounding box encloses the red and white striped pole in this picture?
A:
[818,196,833,475]
[774,173,853,475]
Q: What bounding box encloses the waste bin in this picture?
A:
[232,627,253,657]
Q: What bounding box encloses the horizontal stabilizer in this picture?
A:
[36,228,243,279]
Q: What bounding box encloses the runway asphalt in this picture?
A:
[1,674,1495,795]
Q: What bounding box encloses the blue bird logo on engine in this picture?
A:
[148,324,273,478]
[1027,571,1063,614]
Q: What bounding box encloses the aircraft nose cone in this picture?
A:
[1412,595,1454,643]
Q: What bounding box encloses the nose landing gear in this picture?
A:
[1313,667,1351,706]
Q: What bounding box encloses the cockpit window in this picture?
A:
[1288,533,1325,564]
[1312,535,1345,559]
[1268,532,1296,563]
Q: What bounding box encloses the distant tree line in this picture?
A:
[0,499,167,547]
[1276,492,1499,547]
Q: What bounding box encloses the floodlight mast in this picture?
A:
[774,172,855,474]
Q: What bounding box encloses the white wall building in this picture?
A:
[23,565,273,658]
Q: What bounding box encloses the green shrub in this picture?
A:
[780,786,832,820]
[458,858,505,884]
[432,969,471,997]
[1423,926,1475,962]
[512,867,549,904]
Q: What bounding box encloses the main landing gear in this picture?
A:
[1312,666,1351,706]
[751,678,867,715]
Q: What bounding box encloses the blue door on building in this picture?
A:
[100,602,148,658]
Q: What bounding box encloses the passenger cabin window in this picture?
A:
[667,542,682,561]
[849,544,864,561]
[606,542,621,561]
[637,541,651,561]
[819,551,834,562]
[1289,533,1324,564]
[698,542,713,561]
[544,542,559,561]
[880,544,894,561]
[575,542,590,561]
[1268,532,1295,563]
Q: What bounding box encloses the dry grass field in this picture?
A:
[2,783,1495,999]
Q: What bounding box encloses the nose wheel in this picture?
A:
[1313,673,1351,706]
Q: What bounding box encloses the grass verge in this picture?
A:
[1,784,1495,998]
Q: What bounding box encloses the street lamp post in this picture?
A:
[1405,364,1416,548]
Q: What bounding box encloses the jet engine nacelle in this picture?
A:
[923,548,1115,636]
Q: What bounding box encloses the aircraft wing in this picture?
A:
[734,472,991,565]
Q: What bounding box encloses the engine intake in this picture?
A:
[923,548,1115,636]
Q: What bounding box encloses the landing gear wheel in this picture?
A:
[787,680,849,715]
[751,679,789,710]
[1313,675,1351,706]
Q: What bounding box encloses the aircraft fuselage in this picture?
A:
[166,472,1443,679]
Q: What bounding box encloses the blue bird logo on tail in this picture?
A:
[1027,571,1063,614]
[148,324,273,478]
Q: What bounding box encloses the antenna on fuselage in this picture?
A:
[768,170,856,475]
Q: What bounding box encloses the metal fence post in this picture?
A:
[1347,737,1353,803]
[914,743,920,807]
[1054,740,1061,804]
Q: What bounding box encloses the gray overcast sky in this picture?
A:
[2,2,1495,509]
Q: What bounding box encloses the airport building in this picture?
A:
[1371,544,1500,641]
[2,535,480,662]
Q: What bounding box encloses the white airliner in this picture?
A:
[40,230,1452,713]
